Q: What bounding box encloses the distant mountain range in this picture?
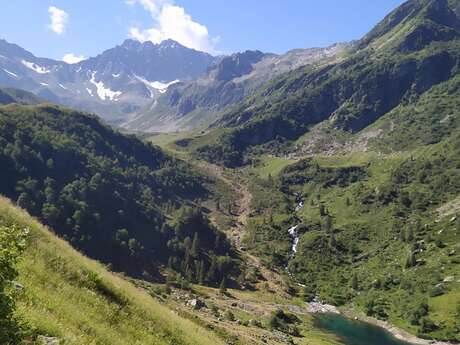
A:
[0,38,218,126]
[0,37,349,132]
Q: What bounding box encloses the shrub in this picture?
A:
[224,310,235,321]
[0,225,28,344]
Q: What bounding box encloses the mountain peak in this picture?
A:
[158,39,183,49]
[360,0,460,51]
[120,38,187,51]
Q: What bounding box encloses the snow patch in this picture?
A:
[86,88,93,96]
[90,72,122,101]
[22,60,50,74]
[135,75,179,95]
[40,82,49,86]
[58,83,68,90]
[112,73,120,78]
[3,69,18,78]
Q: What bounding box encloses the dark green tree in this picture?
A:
[191,232,200,258]
[351,273,359,290]
[219,277,227,293]
[319,204,326,217]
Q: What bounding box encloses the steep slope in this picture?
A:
[0,103,236,282]
[0,87,41,105]
[0,38,218,125]
[243,129,460,341]
[124,43,350,132]
[195,0,460,167]
[0,196,226,345]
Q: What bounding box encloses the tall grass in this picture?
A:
[0,196,225,345]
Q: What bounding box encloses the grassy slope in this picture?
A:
[0,196,225,345]
[244,145,460,341]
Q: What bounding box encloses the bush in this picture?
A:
[224,310,235,321]
[429,285,445,297]
[420,318,438,333]
[268,309,300,335]
[0,225,28,344]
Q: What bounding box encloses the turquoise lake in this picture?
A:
[313,313,414,345]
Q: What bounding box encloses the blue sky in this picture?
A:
[0,0,406,61]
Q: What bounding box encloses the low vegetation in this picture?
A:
[0,196,227,345]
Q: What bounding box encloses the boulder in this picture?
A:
[37,336,60,345]
[187,298,205,310]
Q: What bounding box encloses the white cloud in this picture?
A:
[126,0,218,54]
[48,6,68,35]
[62,53,86,64]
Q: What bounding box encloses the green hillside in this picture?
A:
[242,130,460,341]
[0,103,237,284]
[0,196,227,345]
[194,0,460,167]
[0,87,41,106]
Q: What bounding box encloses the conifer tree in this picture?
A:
[208,255,218,283]
[219,277,227,293]
[351,273,359,290]
[191,232,200,258]
[319,204,326,217]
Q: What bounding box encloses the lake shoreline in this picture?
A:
[340,308,454,345]
[307,300,454,345]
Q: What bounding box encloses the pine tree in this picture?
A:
[351,273,359,290]
[168,256,174,270]
[191,232,200,258]
[319,204,326,217]
[329,233,337,249]
[406,226,414,242]
[208,256,218,283]
[405,252,416,268]
[186,266,194,283]
[198,260,205,285]
[214,234,221,251]
[219,277,227,293]
[184,236,192,251]
[324,215,333,233]
[16,192,32,210]
[399,229,406,242]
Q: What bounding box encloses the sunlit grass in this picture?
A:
[0,196,225,345]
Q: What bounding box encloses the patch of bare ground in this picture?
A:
[195,161,288,296]
[436,195,460,220]
[290,122,394,158]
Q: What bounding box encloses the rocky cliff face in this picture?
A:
[123,43,350,132]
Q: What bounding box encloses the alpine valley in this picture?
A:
[1,1,460,345]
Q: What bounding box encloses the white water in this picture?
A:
[287,198,304,258]
[288,225,299,254]
[295,201,304,212]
